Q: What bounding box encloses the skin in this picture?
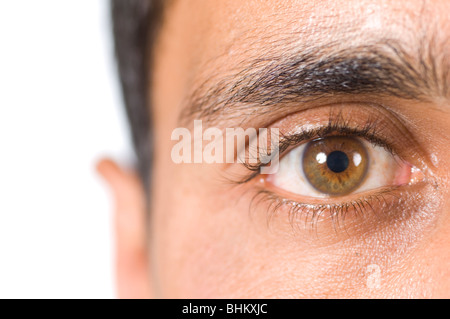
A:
[98,0,450,298]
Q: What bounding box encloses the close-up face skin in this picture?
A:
[99,0,450,298]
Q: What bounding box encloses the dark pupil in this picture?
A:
[326,151,349,173]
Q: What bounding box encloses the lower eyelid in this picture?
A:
[250,180,433,243]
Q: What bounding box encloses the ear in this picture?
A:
[97,159,153,299]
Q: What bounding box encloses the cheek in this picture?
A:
[150,168,435,298]
[151,187,254,297]
[151,162,291,297]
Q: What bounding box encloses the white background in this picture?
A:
[0,0,132,298]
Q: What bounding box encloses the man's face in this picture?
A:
[147,0,450,298]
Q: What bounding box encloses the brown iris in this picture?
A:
[302,136,369,196]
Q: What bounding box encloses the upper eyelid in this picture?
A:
[277,122,396,156]
[239,117,396,183]
[269,102,431,167]
[227,101,433,189]
[249,182,423,240]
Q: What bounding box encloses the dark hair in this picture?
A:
[111,0,164,191]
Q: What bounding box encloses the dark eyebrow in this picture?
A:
[180,39,448,126]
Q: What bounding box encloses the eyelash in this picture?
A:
[249,186,402,233]
[236,113,395,184]
[232,112,405,233]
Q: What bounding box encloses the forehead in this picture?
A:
[152,0,450,121]
[159,1,448,65]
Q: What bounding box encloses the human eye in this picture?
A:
[269,135,413,197]
[233,103,433,238]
